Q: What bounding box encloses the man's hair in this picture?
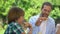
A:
[41,2,52,9]
[8,7,25,24]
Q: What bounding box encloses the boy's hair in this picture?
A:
[8,7,24,24]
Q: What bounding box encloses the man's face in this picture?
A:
[41,5,52,17]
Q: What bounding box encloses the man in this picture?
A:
[29,2,56,34]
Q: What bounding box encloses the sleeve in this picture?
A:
[29,17,36,28]
[51,19,56,34]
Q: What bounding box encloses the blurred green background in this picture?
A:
[0,0,60,34]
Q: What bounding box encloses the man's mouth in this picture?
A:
[42,14,48,17]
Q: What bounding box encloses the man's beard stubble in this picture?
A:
[41,13,49,18]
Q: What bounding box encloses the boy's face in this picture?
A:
[17,16,24,24]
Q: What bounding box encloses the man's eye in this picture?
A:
[44,9,50,12]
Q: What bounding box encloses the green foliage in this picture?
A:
[50,7,60,19]
[0,0,60,21]
[0,0,15,16]
[0,25,7,34]
[0,0,60,34]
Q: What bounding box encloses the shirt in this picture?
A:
[39,20,47,34]
[4,22,24,34]
[29,15,56,34]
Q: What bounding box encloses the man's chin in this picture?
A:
[43,14,48,18]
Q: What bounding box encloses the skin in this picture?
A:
[17,16,24,24]
[41,5,51,17]
[35,5,52,26]
[56,24,60,34]
[56,28,60,34]
[17,16,32,34]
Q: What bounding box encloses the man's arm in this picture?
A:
[51,19,56,34]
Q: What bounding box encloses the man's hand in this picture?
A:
[35,17,47,26]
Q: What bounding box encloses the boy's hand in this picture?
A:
[24,22,32,29]
[23,22,32,34]
[21,32,25,34]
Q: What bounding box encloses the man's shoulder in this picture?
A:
[29,15,39,25]
[48,17,55,21]
[29,15,39,19]
[48,17,55,25]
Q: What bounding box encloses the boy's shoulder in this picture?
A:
[9,22,21,27]
[7,22,14,28]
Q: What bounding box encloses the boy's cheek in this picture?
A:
[20,17,24,21]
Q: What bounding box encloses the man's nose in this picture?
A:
[45,11,49,14]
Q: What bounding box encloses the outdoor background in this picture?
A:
[0,0,60,34]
